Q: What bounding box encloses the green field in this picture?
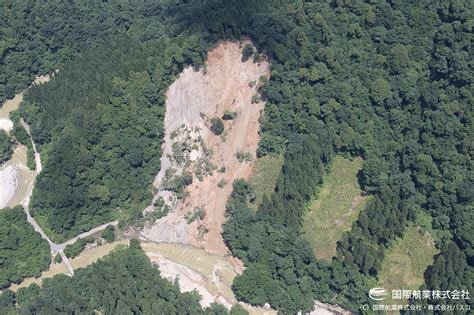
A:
[303,156,368,261]
[379,225,439,305]
[247,154,284,211]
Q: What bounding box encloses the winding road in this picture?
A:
[19,119,118,276]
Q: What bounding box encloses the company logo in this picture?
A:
[369,287,389,301]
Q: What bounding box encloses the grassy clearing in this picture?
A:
[302,156,368,261]
[247,154,284,211]
[379,225,439,305]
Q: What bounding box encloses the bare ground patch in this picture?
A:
[141,41,269,256]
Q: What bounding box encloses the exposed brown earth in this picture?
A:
[0,74,52,208]
[141,41,270,256]
[5,54,350,314]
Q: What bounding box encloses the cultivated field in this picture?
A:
[378,225,438,306]
[303,156,368,261]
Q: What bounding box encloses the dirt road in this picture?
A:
[18,118,75,274]
[1,78,116,276]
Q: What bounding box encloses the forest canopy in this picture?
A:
[0,240,239,314]
[19,35,209,240]
[0,130,13,164]
[0,0,472,313]
[0,206,50,289]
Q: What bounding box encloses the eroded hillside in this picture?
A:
[141,41,269,256]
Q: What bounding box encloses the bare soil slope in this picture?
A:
[141,41,269,256]
[0,74,51,208]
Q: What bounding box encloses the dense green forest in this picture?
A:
[0,206,50,289]
[0,240,244,314]
[0,130,13,164]
[22,38,163,240]
[220,0,472,312]
[209,0,471,312]
[1,0,472,313]
[19,32,209,240]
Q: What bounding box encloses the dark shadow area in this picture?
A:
[161,0,294,57]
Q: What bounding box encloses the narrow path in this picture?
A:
[0,77,116,278]
[19,118,116,276]
[19,119,51,246]
[19,119,74,275]
[59,220,119,248]
[20,119,41,174]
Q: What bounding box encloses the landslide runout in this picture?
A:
[141,41,270,256]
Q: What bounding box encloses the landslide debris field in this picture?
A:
[1,43,350,315]
[142,41,270,256]
[3,42,275,313]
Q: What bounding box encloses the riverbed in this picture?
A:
[8,239,275,314]
[9,240,128,291]
[0,93,23,134]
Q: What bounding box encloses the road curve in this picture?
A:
[19,119,74,275]
[19,118,117,275]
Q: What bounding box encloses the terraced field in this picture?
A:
[379,225,439,306]
[303,156,369,261]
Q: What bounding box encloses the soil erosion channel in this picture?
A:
[141,41,270,256]
[8,42,273,313]
[3,43,349,314]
